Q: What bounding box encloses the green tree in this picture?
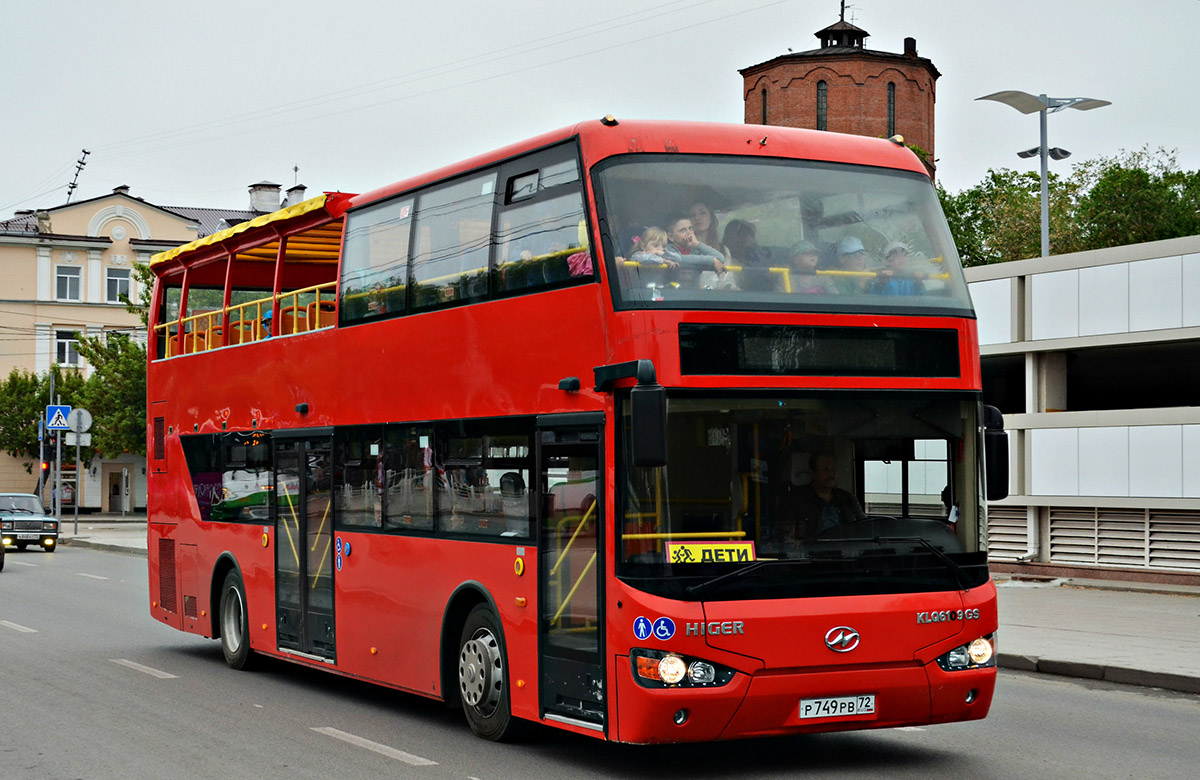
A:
[0,366,87,474]
[938,169,1080,266]
[1072,148,1200,250]
[75,333,148,458]
[940,147,1200,266]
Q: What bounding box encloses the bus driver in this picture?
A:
[773,452,865,545]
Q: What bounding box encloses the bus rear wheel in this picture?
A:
[219,569,257,670]
[457,605,519,741]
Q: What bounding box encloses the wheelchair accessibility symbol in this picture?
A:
[633,616,676,641]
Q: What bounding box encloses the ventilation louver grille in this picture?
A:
[158,538,177,613]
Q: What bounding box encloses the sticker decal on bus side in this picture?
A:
[666,542,756,564]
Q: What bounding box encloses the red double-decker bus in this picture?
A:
[147,118,1007,744]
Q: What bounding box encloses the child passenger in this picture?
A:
[874,242,926,295]
[629,226,677,268]
[786,240,835,294]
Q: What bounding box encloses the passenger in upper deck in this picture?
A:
[688,202,731,260]
[663,215,726,275]
[831,236,873,295]
[722,219,782,291]
[873,242,926,296]
[786,240,836,294]
[628,226,674,267]
[722,219,758,266]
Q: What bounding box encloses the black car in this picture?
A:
[0,493,59,553]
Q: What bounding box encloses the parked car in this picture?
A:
[0,493,58,553]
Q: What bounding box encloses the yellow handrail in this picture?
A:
[154,280,338,358]
[278,480,300,567]
[310,498,332,589]
[623,530,747,540]
[550,499,596,577]
[551,552,596,625]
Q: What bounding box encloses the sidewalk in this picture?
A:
[53,515,1200,696]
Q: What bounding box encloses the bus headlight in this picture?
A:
[631,648,736,688]
[937,634,996,671]
[658,654,687,684]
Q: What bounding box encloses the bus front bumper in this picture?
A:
[613,657,995,744]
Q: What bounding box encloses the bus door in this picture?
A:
[273,431,336,662]
[537,415,605,730]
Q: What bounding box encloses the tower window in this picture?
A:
[816,81,827,131]
[761,89,768,124]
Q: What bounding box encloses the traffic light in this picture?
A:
[41,460,49,474]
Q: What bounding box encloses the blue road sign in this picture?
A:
[46,405,71,430]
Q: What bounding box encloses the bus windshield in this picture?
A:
[617,394,987,600]
[592,155,971,313]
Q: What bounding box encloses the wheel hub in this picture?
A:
[459,628,503,714]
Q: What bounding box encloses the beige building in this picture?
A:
[966,236,1200,582]
[0,182,300,509]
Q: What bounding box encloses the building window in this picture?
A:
[106,267,131,303]
[887,82,896,137]
[816,81,827,131]
[761,88,768,124]
[56,266,81,301]
[55,330,80,366]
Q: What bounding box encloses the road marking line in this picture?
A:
[1,620,38,633]
[110,659,178,679]
[7,560,37,567]
[77,573,109,580]
[312,727,438,766]
[895,726,927,731]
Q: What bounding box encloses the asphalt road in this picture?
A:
[2,546,1197,780]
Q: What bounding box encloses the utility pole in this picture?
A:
[48,371,56,514]
[65,149,90,204]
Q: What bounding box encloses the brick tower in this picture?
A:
[739,6,940,175]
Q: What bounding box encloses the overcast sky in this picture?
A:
[3,0,1199,216]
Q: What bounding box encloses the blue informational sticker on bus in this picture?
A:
[633,616,653,641]
[336,554,343,572]
[652,616,676,640]
[336,537,343,555]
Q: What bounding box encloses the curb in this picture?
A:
[58,537,148,557]
[998,652,1200,695]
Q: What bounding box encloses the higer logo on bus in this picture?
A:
[824,626,861,652]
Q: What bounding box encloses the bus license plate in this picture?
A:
[799,694,876,720]
[16,533,40,540]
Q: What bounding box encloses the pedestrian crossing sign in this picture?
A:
[46,405,71,430]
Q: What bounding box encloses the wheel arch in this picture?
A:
[209,552,242,639]
[439,580,503,707]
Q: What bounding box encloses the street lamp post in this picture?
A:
[976,90,1111,258]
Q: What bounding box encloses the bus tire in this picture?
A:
[219,569,257,670]
[457,604,519,741]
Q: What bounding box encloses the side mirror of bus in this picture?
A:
[631,384,667,468]
[982,405,1009,501]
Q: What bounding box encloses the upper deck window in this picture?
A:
[411,174,497,311]
[592,154,973,315]
[338,141,593,327]
[340,197,413,321]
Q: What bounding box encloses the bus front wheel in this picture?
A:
[457,604,519,741]
[219,569,257,670]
